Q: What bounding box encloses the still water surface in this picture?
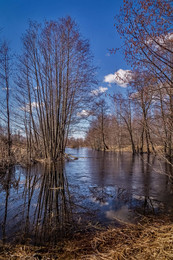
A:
[0,148,173,244]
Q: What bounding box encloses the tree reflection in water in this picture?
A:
[88,154,162,223]
[1,167,19,244]
[31,162,73,243]
[1,149,173,245]
[0,162,74,244]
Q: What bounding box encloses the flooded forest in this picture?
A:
[0,0,173,259]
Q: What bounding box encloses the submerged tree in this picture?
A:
[86,99,109,151]
[113,93,136,154]
[17,17,96,161]
[115,0,173,158]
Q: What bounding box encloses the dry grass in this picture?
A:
[0,141,27,170]
[85,222,173,260]
[1,218,173,259]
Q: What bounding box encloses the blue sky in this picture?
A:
[0,0,130,96]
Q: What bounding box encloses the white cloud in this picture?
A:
[77,110,90,117]
[129,91,139,99]
[2,87,11,90]
[146,32,173,50]
[31,102,39,108]
[21,102,39,112]
[91,86,108,96]
[104,74,116,84]
[104,69,133,87]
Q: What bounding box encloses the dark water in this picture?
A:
[0,148,173,244]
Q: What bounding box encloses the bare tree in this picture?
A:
[16,17,96,161]
[113,93,136,154]
[87,99,109,151]
[0,41,12,160]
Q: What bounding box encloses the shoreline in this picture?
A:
[0,145,168,171]
[0,216,173,259]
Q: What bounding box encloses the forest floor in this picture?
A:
[0,216,173,260]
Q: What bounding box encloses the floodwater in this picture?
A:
[0,148,173,244]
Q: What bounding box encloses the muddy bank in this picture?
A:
[0,217,173,259]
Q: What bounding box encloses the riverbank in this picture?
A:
[0,144,79,170]
[1,217,173,259]
[0,143,167,170]
[89,145,166,154]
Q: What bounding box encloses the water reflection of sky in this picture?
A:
[65,148,173,221]
[0,148,173,243]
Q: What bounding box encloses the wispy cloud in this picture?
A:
[104,69,133,87]
[91,86,108,96]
